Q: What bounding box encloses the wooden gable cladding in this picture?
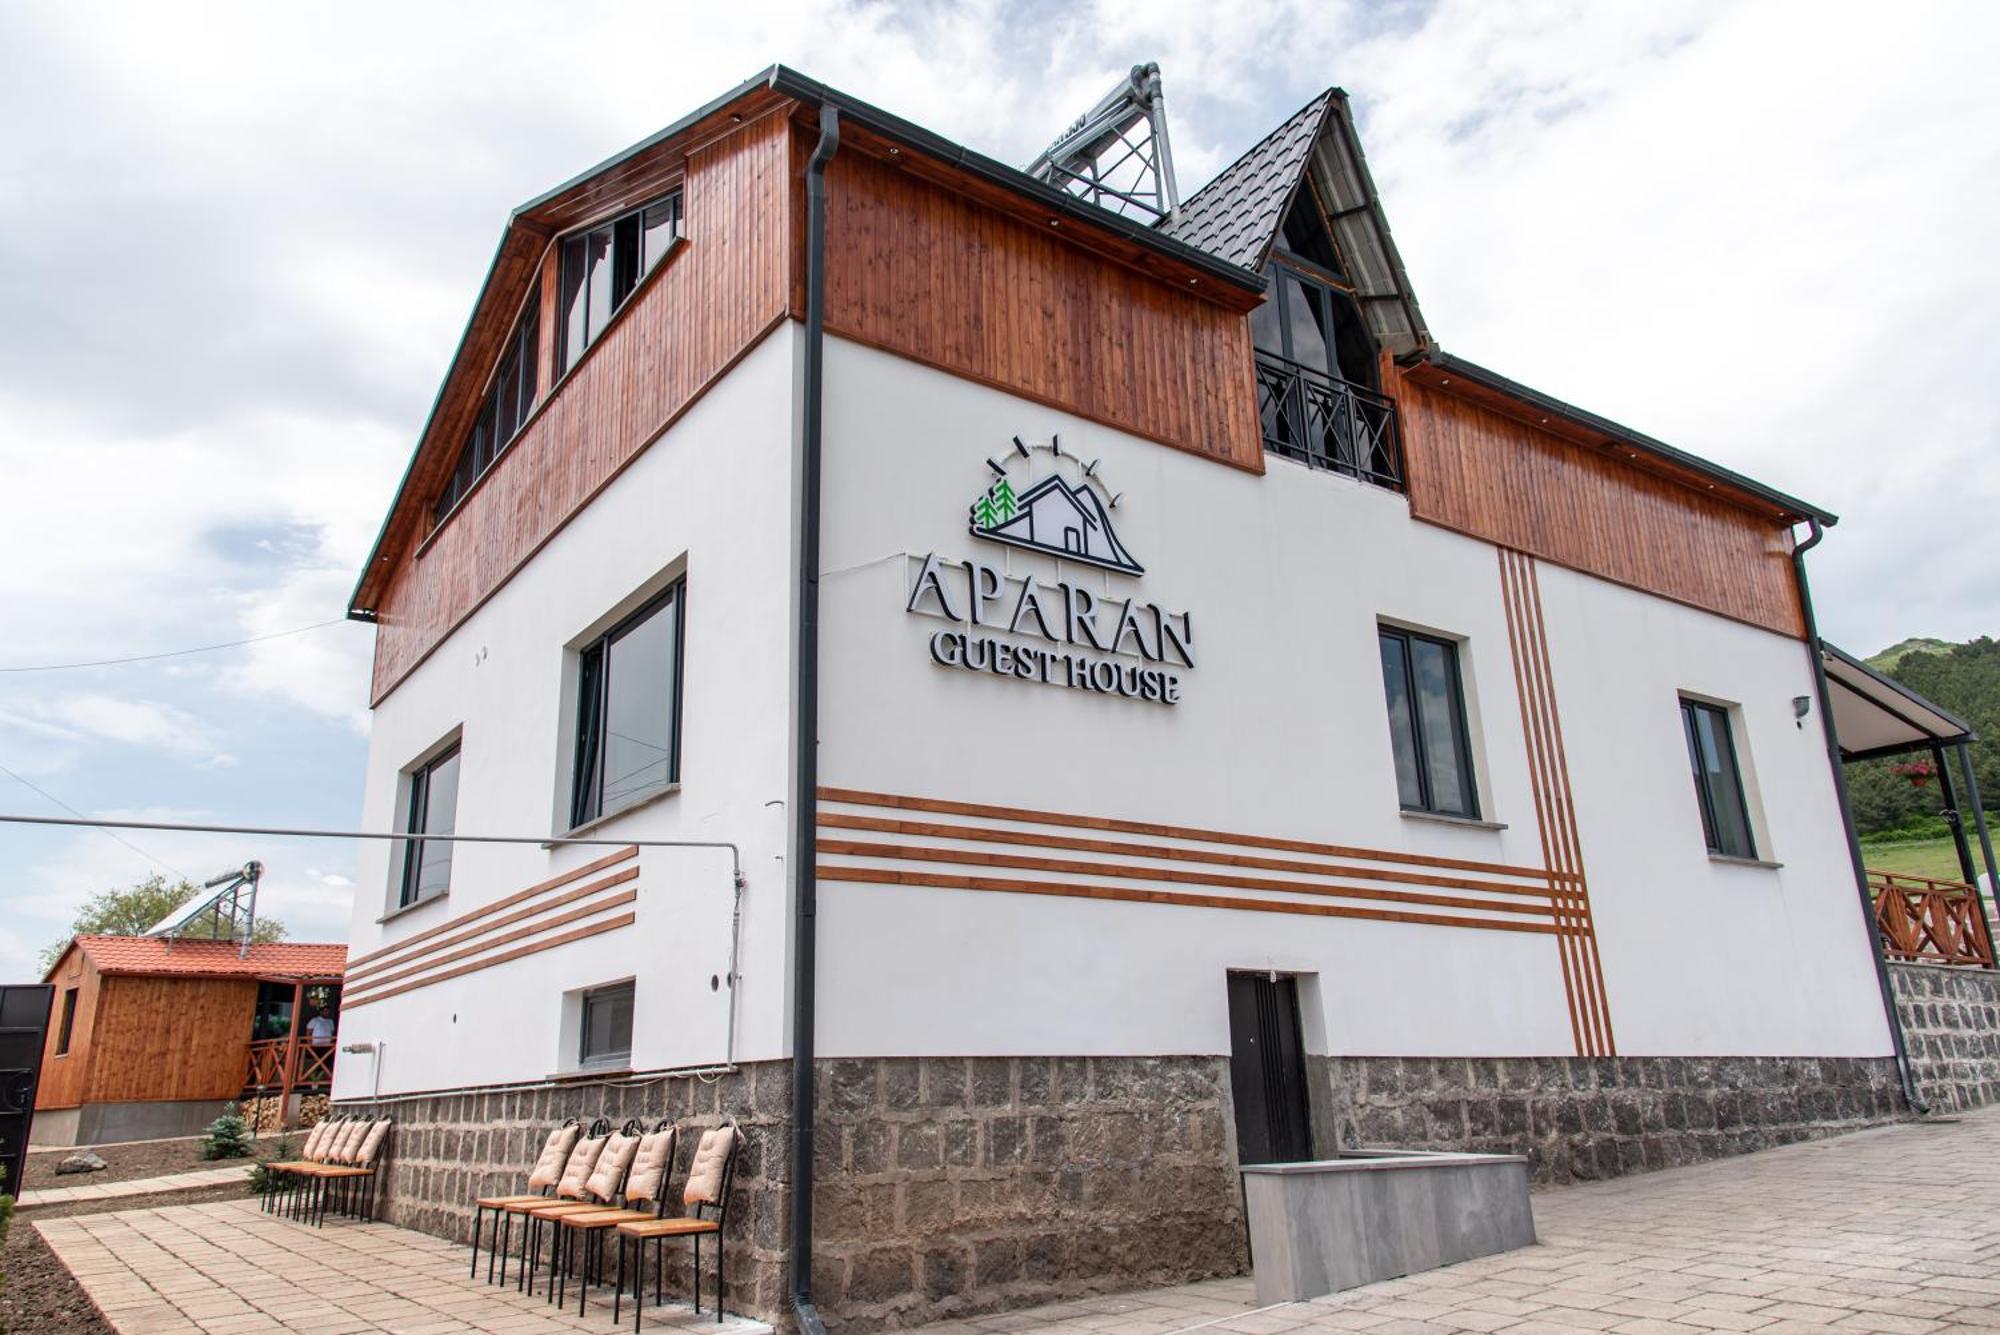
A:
[367,111,793,701]
[820,131,1265,473]
[35,946,99,1111]
[1391,365,1806,639]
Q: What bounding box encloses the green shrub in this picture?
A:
[201,1106,256,1161]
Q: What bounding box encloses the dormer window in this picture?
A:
[435,303,539,523]
[558,191,683,375]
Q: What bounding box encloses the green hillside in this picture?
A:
[1847,636,2000,837]
[1865,636,1956,672]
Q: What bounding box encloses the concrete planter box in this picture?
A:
[1242,1149,1536,1304]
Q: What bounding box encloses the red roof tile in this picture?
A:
[59,936,347,981]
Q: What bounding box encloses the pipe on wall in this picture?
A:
[790,102,840,1335]
[1791,519,1929,1113]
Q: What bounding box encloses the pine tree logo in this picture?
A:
[971,477,1018,531]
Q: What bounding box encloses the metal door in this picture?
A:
[1225,972,1312,1166]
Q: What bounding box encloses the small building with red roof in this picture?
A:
[35,935,347,1146]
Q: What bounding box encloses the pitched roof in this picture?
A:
[1163,92,1333,270]
[1162,88,1429,357]
[56,936,348,982]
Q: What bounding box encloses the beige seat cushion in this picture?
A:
[583,1132,640,1203]
[301,1119,337,1162]
[526,1124,583,1190]
[622,1129,677,1206]
[556,1136,608,1200]
[682,1126,740,1207]
[356,1119,392,1166]
[332,1119,372,1165]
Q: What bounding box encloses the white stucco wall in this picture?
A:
[333,327,799,1100]
[810,336,1891,1063]
[337,325,1891,1101]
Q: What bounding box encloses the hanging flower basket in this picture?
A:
[1890,759,1936,790]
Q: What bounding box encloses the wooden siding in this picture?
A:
[81,976,259,1105]
[368,111,794,701]
[821,139,1265,473]
[35,945,101,1111]
[1392,367,1805,638]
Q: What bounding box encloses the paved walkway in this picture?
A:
[36,1198,772,1334]
[18,1163,251,1208]
[919,1105,2000,1333]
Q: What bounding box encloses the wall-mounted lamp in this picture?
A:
[1792,695,1812,728]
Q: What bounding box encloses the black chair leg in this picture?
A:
[693,1234,701,1314]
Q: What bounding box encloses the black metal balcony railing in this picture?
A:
[1255,350,1404,491]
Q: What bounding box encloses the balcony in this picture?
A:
[1255,350,1404,491]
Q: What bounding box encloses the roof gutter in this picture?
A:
[1418,351,1838,526]
[1792,519,1928,1115]
[788,100,839,1335]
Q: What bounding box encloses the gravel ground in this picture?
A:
[4,1181,257,1334]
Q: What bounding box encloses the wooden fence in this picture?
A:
[1869,870,1996,968]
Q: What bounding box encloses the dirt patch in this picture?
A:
[4,1182,258,1334]
[24,1132,300,1192]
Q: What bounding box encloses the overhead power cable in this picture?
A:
[0,618,349,673]
[0,761,190,879]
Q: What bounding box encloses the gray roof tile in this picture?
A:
[1161,92,1332,270]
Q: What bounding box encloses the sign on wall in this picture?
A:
[906,436,1192,706]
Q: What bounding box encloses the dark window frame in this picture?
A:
[569,582,686,830]
[558,190,684,376]
[1681,697,1757,859]
[578,980,635,1068]
[434,302,540,525]
[1378,625,1481,819]
[398,742,461,909]
[54,987,77,1056]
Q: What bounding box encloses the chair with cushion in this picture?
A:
[549,1120,680,1318]
[507,1117,614,1296]
[267,1115,394,1225]
[614,1122,743,1328]
[521,1118,649,1306]
[470,1117,582,1283]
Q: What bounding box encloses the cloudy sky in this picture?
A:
[1,1,1995,981]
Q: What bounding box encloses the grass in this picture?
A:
[1857,835,1979,883]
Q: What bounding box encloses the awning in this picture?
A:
[1822,642,1975,761]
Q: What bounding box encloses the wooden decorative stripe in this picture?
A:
[342,913,636,1010]
[817,838,1575,922]
[346,846,638,974]
[817,865,1571,937]
[1498,549,1615,1056]
[345,864,640,987]
[818,787,1566,884]
[342,888,639,1004]
[818,811,1578,903]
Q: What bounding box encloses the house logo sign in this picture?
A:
[907,435,1192,707]
[969,440,1143,575]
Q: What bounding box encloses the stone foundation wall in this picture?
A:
[1317,1054,1905,1184]
[807,1056,1244,1331]
[342,1048,1929,1330]
[1890,961,2000,1112]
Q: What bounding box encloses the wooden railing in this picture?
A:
[1869,870,1995,967]
[243,1039,338,1094]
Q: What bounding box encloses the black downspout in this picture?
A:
[1792,518,1929,1114]
[790,103,839,1335]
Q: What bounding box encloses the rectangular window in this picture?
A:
[434,302,539,523]
[570,583,685,828]
[398,743,461,908]
[55,987,77,1055]
[1378,626,1478,818]
[579,982,634,1068]
[1682,698,1755,858]
[558,190,682,375]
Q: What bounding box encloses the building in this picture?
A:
[37,937,347,1146]
[332,68,1999,1328]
